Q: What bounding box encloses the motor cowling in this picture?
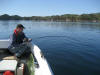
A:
[3,71,14,75]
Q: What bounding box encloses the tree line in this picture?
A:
[0,13,100,22]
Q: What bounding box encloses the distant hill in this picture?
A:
[0,13,100,22]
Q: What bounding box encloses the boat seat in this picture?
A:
[3,56,16,60]
[0,48,14,60]
[0,48,31,63]
[0,48,9,53]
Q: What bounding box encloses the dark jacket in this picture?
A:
[8,30,27,48]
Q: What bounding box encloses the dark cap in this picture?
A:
[16,24,25,29]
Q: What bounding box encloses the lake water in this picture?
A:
[0,20,100,75]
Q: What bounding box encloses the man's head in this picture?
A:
[16,24,25,33]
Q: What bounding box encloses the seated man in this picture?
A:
[8,24,32,58]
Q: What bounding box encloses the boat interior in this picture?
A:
[0,48,31,75]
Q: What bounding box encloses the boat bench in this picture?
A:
[0,48,14,60]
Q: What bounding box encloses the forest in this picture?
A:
[0,13,100,22]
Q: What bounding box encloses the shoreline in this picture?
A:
[0,20,100,23]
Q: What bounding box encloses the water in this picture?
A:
[0,20,100,75]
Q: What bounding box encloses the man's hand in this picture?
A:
[23,38,32,42]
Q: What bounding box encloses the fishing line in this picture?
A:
[32,35,69,41]
[32,35,92,48]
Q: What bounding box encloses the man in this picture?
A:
[8,24,31,58]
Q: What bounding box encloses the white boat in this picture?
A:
[0,39,53,75]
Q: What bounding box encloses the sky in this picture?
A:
[0,0,100,16]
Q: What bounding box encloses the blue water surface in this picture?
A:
[0,20,100,75]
